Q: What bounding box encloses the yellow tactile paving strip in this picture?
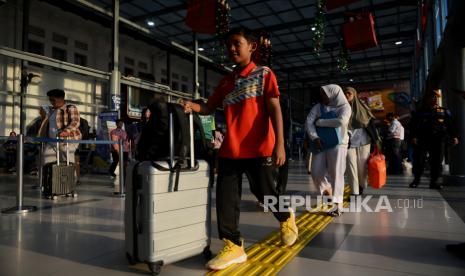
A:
[207,186,351,276]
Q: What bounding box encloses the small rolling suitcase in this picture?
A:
[42,139,77,199]
[125,105,212,275]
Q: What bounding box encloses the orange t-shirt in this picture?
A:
[207,62,280,159]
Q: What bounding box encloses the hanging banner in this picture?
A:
[343,13,378,51]
[185,0,217,34]
[420,1,429,32]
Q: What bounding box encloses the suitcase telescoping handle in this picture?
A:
[56,135,70,166]
[56,139,59,165]
[169,110,174,167]
[66,138,69,166]
[188,112,195,168]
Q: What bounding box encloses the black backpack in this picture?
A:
[79,117,90,140]
[137,102,209,162]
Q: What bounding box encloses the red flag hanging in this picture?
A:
[420,2,429,32]
[185,0,217,34]
[342,13,378,51]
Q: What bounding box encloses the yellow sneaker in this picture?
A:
[280,208,298,246]
[206,239,247,270]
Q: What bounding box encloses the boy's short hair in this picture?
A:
[227,27,257,43]
[386,112,395,119]
[116,119,124,124]
[46,89,65,98]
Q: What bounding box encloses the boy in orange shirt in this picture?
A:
[182,27,298,270]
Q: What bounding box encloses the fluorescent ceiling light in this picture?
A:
[147,21,155,27]
[198,47,204,51]
[349,78,354,82]
[395,41,403,45]
[311,26,316,31]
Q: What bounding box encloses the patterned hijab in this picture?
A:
[344,87,374,129]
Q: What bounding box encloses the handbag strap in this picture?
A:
[373,144,382,155]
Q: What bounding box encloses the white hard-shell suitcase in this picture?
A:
[125,107,212,275]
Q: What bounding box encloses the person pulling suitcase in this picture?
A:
[181,27,298,271]
[38,89,81,166]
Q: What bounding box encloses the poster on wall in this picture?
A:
[95,111,118,168]
[358,88,411,121]
[354,80,412,122]
[366,94,384,111]
[111,95,121,111]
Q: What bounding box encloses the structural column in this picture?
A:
[444,45,465,183]
[203,67,208,98]
[166,52,171,89]
[110,0,121,114]
[287,71,292,122]
[443,5,465,184]
[19,0,30,134]
[193,33,199,99]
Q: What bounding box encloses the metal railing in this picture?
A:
[1,135,126,214]
[1,134,37,214]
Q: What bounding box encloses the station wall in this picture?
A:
[0,0,224,136]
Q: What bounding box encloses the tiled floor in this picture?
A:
[1,161,465,276]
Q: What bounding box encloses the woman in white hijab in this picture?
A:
[306,84,352,216]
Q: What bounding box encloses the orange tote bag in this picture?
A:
[368,145,387,189]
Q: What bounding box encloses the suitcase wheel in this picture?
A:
[126,252,136,265]
[147,262,162,276]
[202,245,212,260]
[66,193,78,198]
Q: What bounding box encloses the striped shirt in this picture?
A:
[39,103,82,140]
[207,62,280,158]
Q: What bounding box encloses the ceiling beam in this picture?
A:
[337,77,410,87]
[280,77,410,92]
[40,0,232,75]
[273,30,416,58]
[275,52,412,72]
[197,0,417,45]
[130,3,186,22]
[273,16,417,50]
[286,65,411,83]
